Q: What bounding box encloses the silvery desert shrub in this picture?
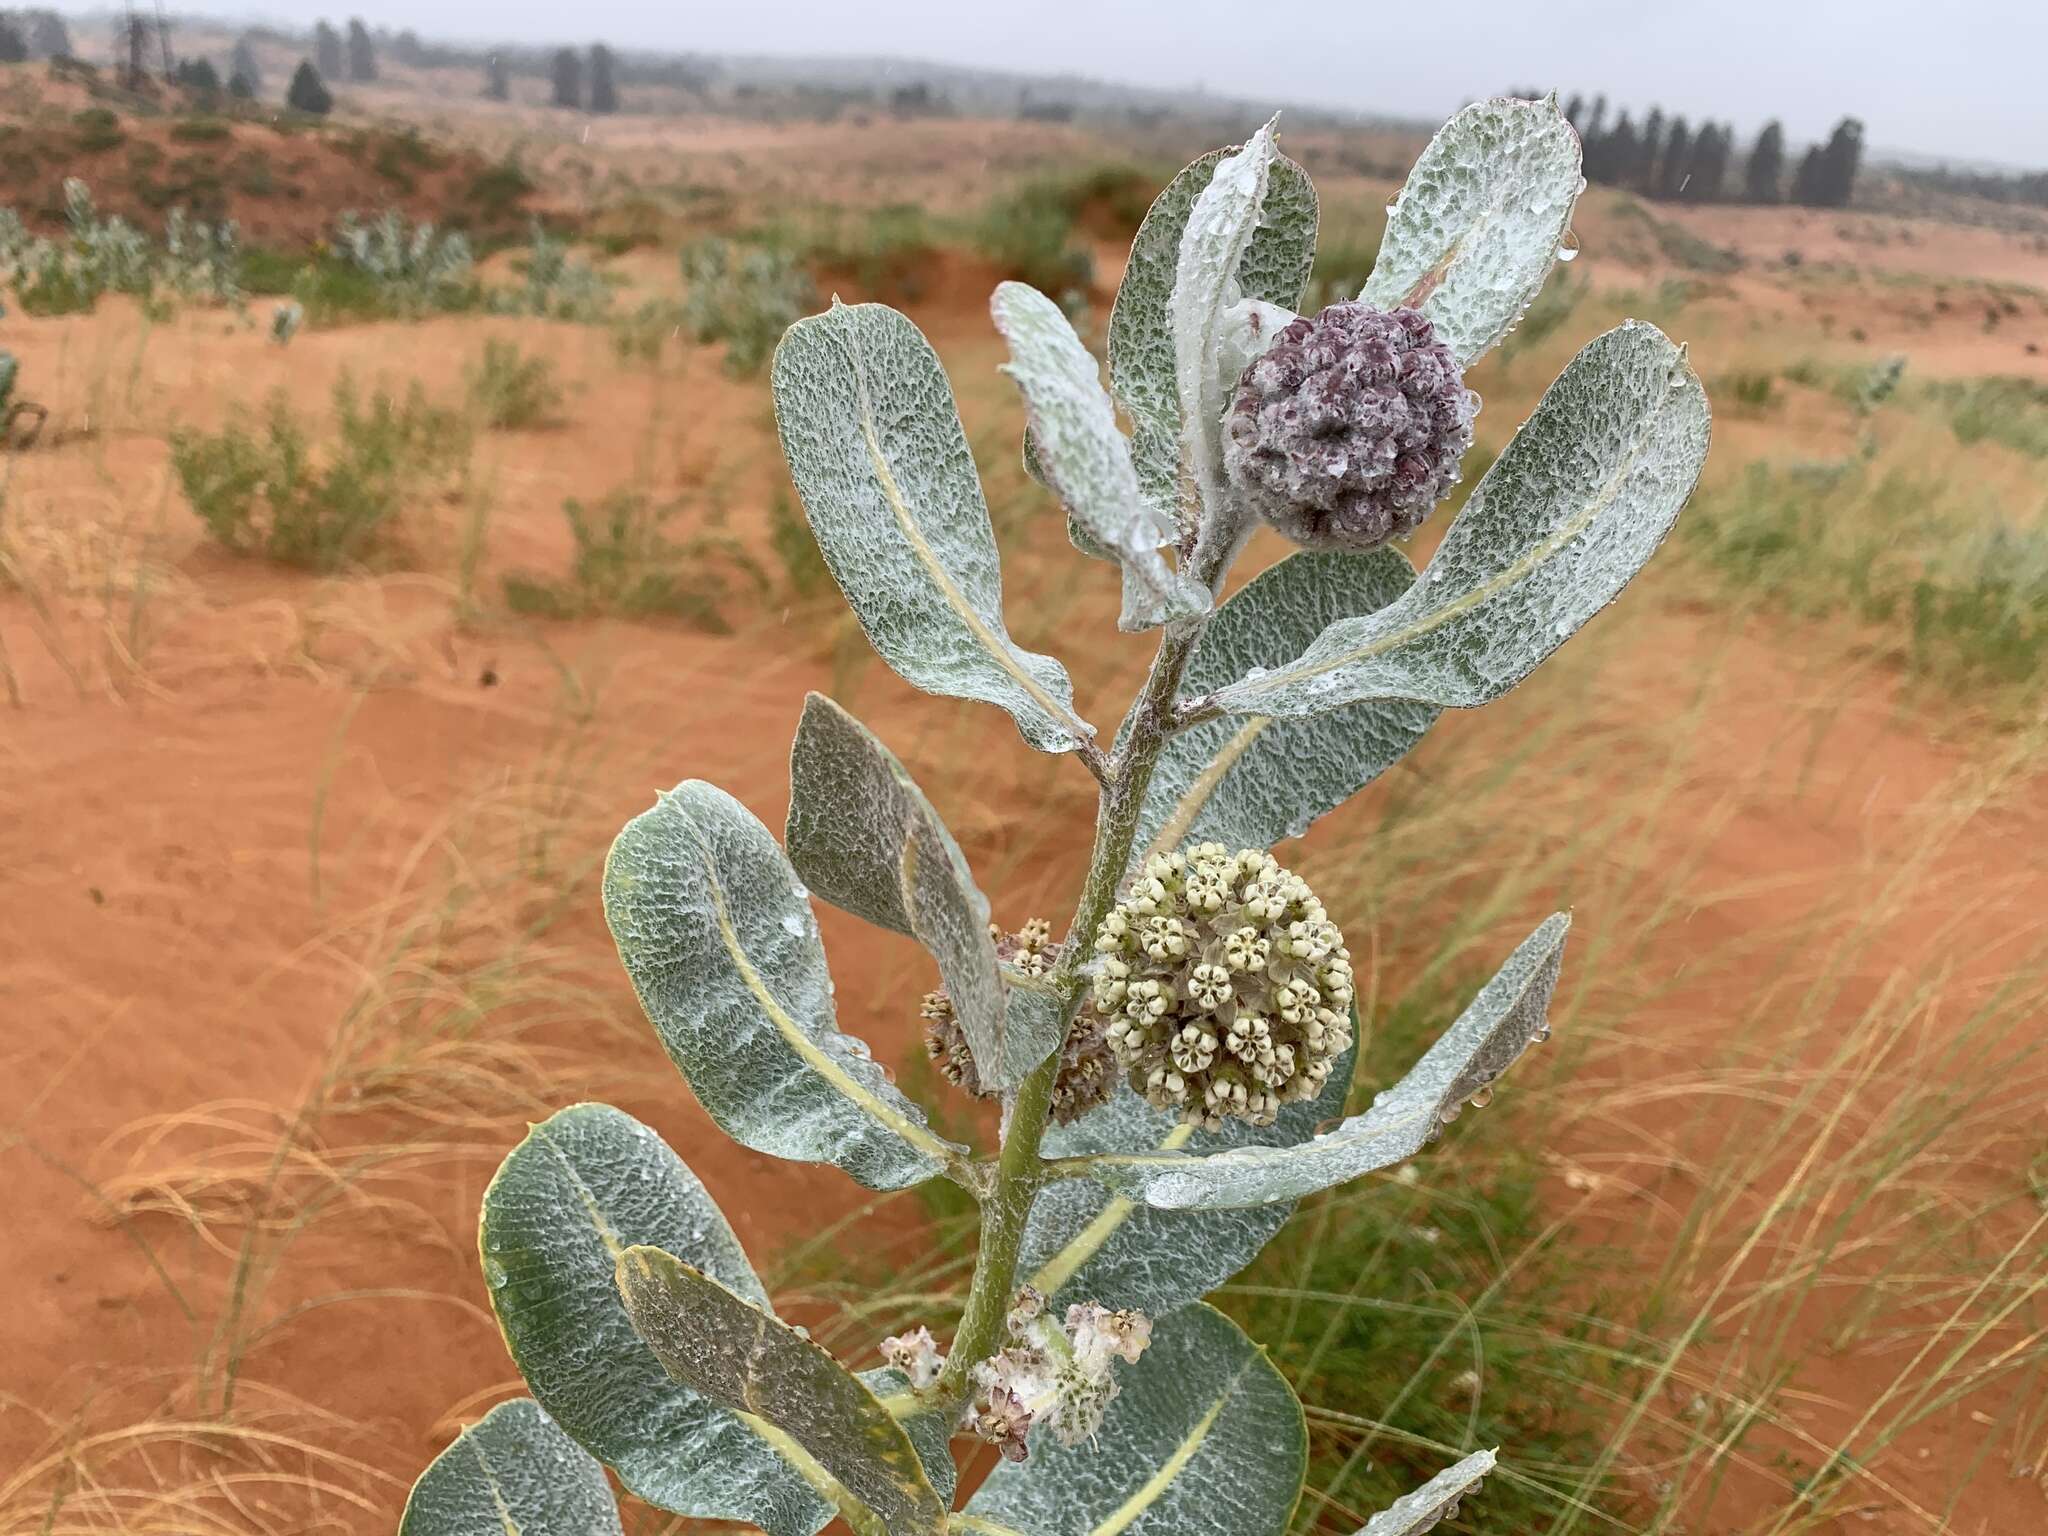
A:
[402,99,1709,1536]
[331,208,475,312]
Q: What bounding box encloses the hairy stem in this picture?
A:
[933,618,1205,1416]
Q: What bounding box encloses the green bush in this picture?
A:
[466,338,561,429]
[502,490,768,629]
[173,379,469,570]
[1927,375,2048,458]
[679,238,815,377]
[169,118,232,144]
[72,108,124,153]
[972,181,1092,296]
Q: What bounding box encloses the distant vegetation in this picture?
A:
[1530,91,1866,208]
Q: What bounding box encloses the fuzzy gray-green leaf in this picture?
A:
[1352,1448,1499,1535]
[1174,119,1277,569]
[773,300,1089,753]
[398,1399,623,1536]
[1017,1032,1354,1316]
[1207,322,1709,721]
[786,693,1051,1086]
[1363,96,1583,366]
[479,1104,849,1534]
[992,280,1202,630]
[964,1304,1305,1536]
[617,1245,949,1536]
[1077,915,1567,1209]
[604,781,963,1189]
[1135,550,1437,870]
[1110,146,1316,533]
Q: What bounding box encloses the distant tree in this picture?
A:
[229,37,262,97]
[1789,145,1825,206]
[1657,117,1691,199]
[1562,93,1584,130]
[392,29,425,66]
[287,59,333,114]
[483,51,509,101]
[1815,116,1864,207]
[0,21,25,63]
[550,47,582,108]
[26,9,71,59]
[313,21,342,77]
[1638,107,1665,190]
[1602,112,1638,188]
[1744,120,1786,203]
[346,18,375,81]
[229,70,254,100]
[587,43,617,112]
[174,57,221,93]
[1684,122,1729,202]
[1585,94,1607,142]
[117,13,153,89]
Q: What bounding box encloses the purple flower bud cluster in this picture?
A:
[1223,301,1478,551]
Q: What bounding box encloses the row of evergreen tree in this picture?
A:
[1530,92,1866,209]
[0,9,71,63]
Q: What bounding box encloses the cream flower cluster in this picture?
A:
[965,1288,1152,1462]
[1089,844,1354,1128]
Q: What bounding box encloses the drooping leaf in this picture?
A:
[1351,1448,1499,1535]
[398,1399,622,1536]
[479,1104,950,1535]
[1362,95,1583,366]
[1072,915,1568,1209]
[1017,1031,1355,1317]
[617,1245,949,1536]
[1134,550,1437,872]
[1109,145,1316,534]
[992,280,1204,630]
[605,782,963,1190]
[786,693,1052,1086]
[964,1304,1305,1536]
[772,300,1090,753]
[1206,323,1709,721]
[1173,118,1278,571]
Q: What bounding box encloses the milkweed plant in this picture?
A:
[401,97,1709,1536]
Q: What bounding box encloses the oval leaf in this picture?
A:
[1019,1031,1356,1317]
[964,1304,1305,1536]
[605,781,963,1190]
[786,692,1054,1086]
[1109,145,1317,534]
[1205,322,1709,721]
[1076,915,1567,1209]
[617,1245,949,1536]
[399,1399,622,1536]
[478,1103,862,1535]
[1352,1448,1499,1536]
[773,299,1089,753]
[1362,96,1584,366]
[1137,549,1438,871]
[992,280,1205,631]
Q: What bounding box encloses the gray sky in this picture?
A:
[107,3,2048,165]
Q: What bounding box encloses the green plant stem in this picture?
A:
[931,617,1204,1415]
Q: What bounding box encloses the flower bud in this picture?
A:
[1223,301,1477,551]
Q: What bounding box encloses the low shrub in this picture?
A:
[466,338,561,429]
[502,490,768,629]
[678,238,815,377]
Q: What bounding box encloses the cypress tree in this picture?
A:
[1639,107,1665,190]
[1745,120,1786,203]
[550,47,581,109]
[1659,118,1692,199]
[588,43,618,113]
[287,59,333,114]
[483,52,509,101]
[230,36,262,98]
[345,18,375,81]
[313,21,342,78]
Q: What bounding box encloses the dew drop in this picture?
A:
[1556,231,1581,263]
[1468,1086,1493,1109]
[483,1257,510,1289]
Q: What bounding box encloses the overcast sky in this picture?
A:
[89,3,2048,166]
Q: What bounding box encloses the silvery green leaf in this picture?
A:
[992,280,1203,631]
[1352,1448,1499,1536]
[786,693,1051,1086]
[1075,915,1567,1209]
[398,1399,621,1536]
[617,1245,949,1536]
[1206,322,1709,721]
[1213,295,1298,413]
[1362,95,1584,366]
[605,781,964,1190]
[480,1104,856,1534]
[1017,1032,1354,1317]
[1022,430,1117,562]
[772,300,1090,754]
[1135,550,1437,872]
[1110,144,1316,535]
[1173,118,1278,572]
[964,1304,1305,1536]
